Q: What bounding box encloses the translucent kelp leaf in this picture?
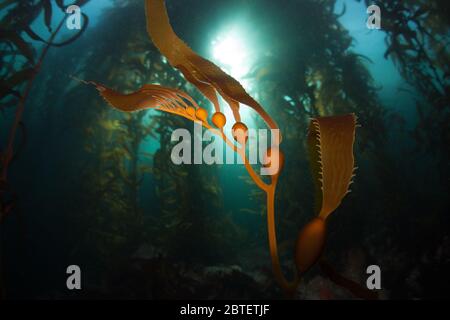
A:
[307,114,356,219]
[145,0,278,131]
[293,114,356,278]
[82,79,200,122]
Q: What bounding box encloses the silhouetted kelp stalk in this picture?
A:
[77,0,374,298]
[0,1,89,224]
[0,1,89,299]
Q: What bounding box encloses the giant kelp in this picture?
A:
[82,0,364,296]
[1,0,446,299]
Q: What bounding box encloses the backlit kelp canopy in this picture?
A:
[80,0,359,295]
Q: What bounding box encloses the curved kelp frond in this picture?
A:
[78,79,200,121]
[144,0,279,131]
[308,114,356,219]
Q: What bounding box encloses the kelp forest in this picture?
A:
[0,0,448,299]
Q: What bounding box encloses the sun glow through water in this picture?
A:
[210,26,257,128]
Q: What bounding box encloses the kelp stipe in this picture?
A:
[87,0,358,296]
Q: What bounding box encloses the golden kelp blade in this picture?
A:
[145,0,279,131]
[87,81,200,121]
[308,114,356,219]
